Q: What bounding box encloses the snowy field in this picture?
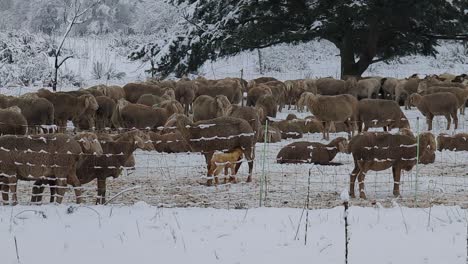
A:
[1,204,466,264]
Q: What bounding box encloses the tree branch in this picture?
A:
[425,34,468,40]
[57,55,74,68]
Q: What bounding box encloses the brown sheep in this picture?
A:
[208,147,244,184]
[271,120,303,139]
[97,85,126,102]
[193,95,232,122]
[136,94,164,106]
[315,77,355,95]
[305,94,358,140]
[290,116,324,134]
[257,125,282,143]
[195,78,243,104]
[348,78,381,99]
[348,132,436,199]
[0,95,54,134]
[276,137,348,164]
[437,133,468,151]
[395,77,421,109]
[297,92,314,112]
[123,83,164,103]
[228,105,261,140]
[246,84,273,106]
[0,106,27,135]
[95,96,116,131]
[247,77,278,91]
[0,134,91,204]
[175,115,256,185]
[418,84,468,114]
[37,88,99,132]
[256,94,277,118]
[158,100,185,116]
[409,92,458,130]
[381,77,400,100]
[263,80,287,111]
[149,131,191,153]
[111,100,169,131]
[357,99,410,132]
[175,80,196,115]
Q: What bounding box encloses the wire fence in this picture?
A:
[0,112,467,209]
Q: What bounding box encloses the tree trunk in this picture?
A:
[340,32,359,79]
[53,55,58,91]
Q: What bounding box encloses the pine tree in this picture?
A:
[131,0,468,78]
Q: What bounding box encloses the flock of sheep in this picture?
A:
[0,72,467,204]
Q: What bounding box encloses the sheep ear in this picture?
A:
[134,135,145,148]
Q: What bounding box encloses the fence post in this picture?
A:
[414,117,420,205]
[259,119,268,207]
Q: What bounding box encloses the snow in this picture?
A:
[0,205,465,264]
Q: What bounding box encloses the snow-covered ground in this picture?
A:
[1,204,466,264]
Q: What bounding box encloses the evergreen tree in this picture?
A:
[131,0,468,78]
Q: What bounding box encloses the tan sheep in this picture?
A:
[357,99,410,132]
[348,78,381,99]
[208,147,244,184]
[409,92,458,130]
[305,94,358,140]
[418,84,468,114]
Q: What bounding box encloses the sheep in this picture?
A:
[257,125,282,143]
[0,106,27,135]
[123,83,164,103]
[395,77,421,109]
[290,116,324,134]
[418,84,468,114]
[357,99,410,132]
[148,131,191,153]
[276,137,348,165]
[0,95,54,134]
[193,95,232,122]
[195,78,243,104]
[33,130,154,204]
[348,132,436,199]
[247,77,278,91]
[137,94,164,106]
[256,94,277,118]
[297,92,314,112]
[95,96,116,131]
[284,79,305,109]
[175,115,256,185]
[175,80,196,115]
[37,88,99,132]
[305,94,358,140]
[0,134,90,204]
[208,147,244,184]
[262,81,287,111]
[348,78,381,99]
[158,100,185,116]
[271,120,303,139]
[111,100,169,131]
[97,85,126,102]
[409,92,458,130]
[30,132,104,204]
[246,84,272,106]
[315,77,355,95]
[228,105,261,140]
[436,133,468,151]
[381,77,400,100]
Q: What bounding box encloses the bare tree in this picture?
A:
[51,0,102,91]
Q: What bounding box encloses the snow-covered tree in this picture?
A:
[130,0,468,78]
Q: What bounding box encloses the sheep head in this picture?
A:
[436,133,449,151]
[76,132,103,156]
[215,95,232,117]
[417,81,428,93]
[409,93,422,107]
[131,130,155,151]
[418,132,436,164]
[162,88,175,100]
[331,137,348,154]
[80,94,99,111]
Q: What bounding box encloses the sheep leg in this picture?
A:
[349,166,359,198]
[322,121,329,140]
[392,166,402,197]
[1,180,9,205]
[243,150,253,183]
[204,153,215,186]
[7,177,18,205]
[31,180,46,204]
[426,114,434,131]
[357,170,367,199]
[451,111,458,130]
[344,120,352,139]
[54,177,68,204]
[444,114,452,130]
[96,178,107,204]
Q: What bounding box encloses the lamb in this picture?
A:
[409,92,458,130]
[0,106,27,135]
[305,94,358,140]
[276,137,348,165]
[357,99,410,132]
[0,134,92,204]
[193,95,232,122]
[436,133,468,151]
[208,147,244,184]
[175,115,255,185]
[348,132,436,199]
